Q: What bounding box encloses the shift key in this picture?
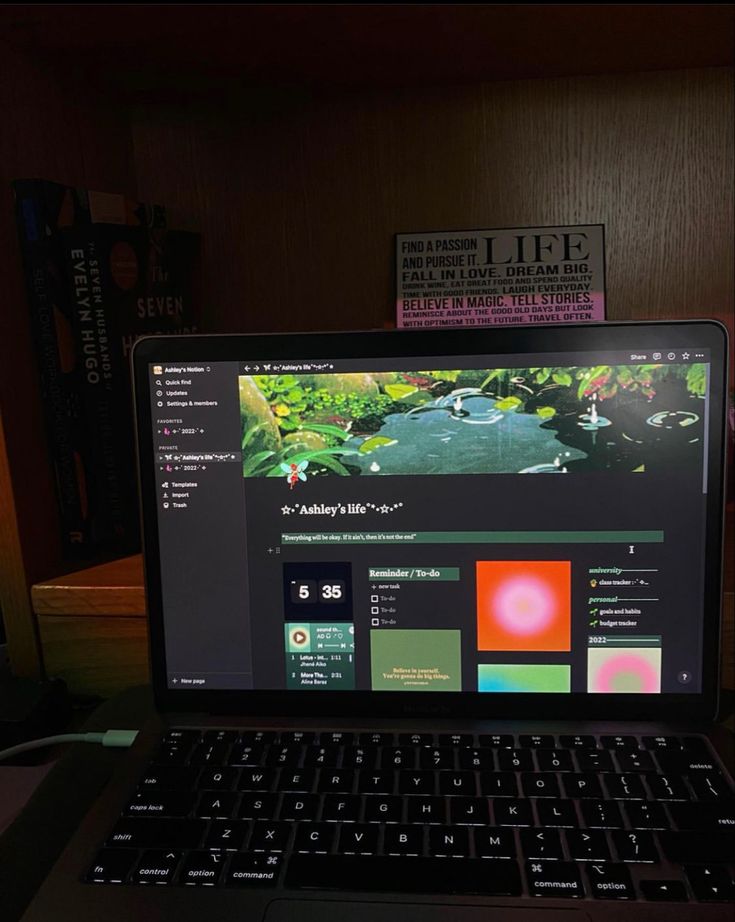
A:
[107,818,206,849]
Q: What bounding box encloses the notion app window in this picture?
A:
[149,350,712,695]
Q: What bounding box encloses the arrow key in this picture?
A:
[686,865,735,902]
[640,879,688,901]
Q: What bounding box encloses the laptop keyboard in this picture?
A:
[86,729,735,901]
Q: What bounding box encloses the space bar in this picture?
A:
[285,855,522,895]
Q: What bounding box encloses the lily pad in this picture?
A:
[359,435,399,454]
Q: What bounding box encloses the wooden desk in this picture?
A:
[32,526,735,697]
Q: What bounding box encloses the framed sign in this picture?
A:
[396,224,605,329]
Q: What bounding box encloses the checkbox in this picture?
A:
[371,606,379,614]
[371,618,380,626]
[370,595,378,603]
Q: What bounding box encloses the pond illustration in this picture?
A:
[238,363,707,480]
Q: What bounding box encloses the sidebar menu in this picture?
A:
[149,361,254,689]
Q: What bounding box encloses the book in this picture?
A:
[12,179,199,557]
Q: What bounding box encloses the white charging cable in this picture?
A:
[0,729,138,762]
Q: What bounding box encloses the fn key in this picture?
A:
[86,849,138,884]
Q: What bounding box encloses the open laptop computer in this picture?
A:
[21,320,733,920]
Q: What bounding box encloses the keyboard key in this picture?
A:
[133,849,180,885]
[601,735,638,750]
[238,768,277,791]
[438,771,476,796]
[225,852,282,886]
[279,731,316,745]
[473,827,516,858]
[494,799,532,826]
[239,793,277,820]
[536,799,578,828]
[612,830,659,863]
[293,823,336,853]
[358,732,392,745]
[266,745,302,768]
[559,735,595,749]
[399,733,433,746]
[536,750,573,772]
[521,773,560,798]
[479,734,514,749]
[586,863,633,899]
[303,746,340,768]
[381,747,415,769]
[480,772,517,797]
[276,769,313,792]
[449,797,490,825]
[565,829,611,861]
[198,767,237,790]
[317,769,355,793]
[204,820,248,850]
[189,743,231,766]
[197,791,237,818]
[639,879,688,901]
[615,750,654,772]
[581,800,623,829]
[203,729,239,744]
[687,773,733,802]
[357,770,394,794]
[155,743,193,765]
[644,773,690,801]
[338,824,379,854]
[603,773,646,799]
[249,821,291,851]
[656,751,719,774]
[521,828,563,860]
[125,793,194,817]
[384,825,424,855]
[497,749,533,771]
[406,796,445,824]
[660,830,734,865]
[163,729,201,745]
[239,730,276,745]
[86,848,138,883]
[682,736,712,755]
[398,771,436,795]
[642,735,683,751]
[229,745,265,767]
[321,794,360,822]
[685,865,734,902]
[623,801,668,830]
[138,765,198,792]
[285,855,522,894]
[562,773,603,799]
[576,750,613,772]
[322,731,353,746]
[668,802,735,832]
[179,850,223,885]
[364,796,402,823]
[520,734,555,749]
[458,748,494,770]
[279,794,319,821]
[428,825,470,856]
[107,818,205,849]
[419,748,454,770]
[438,734,474,746]
[341,747,377,769]
[526,861,583,898]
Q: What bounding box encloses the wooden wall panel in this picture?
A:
[0,41,135,676]
[132,68,734,335]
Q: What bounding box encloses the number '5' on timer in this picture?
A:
[290,580,345,604]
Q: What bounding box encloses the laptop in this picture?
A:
[21,320,733,920]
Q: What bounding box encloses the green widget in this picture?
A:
[283,530,663,546]
[285,622,355,690]
[370,629,462,692]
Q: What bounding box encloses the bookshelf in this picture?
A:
[0,5,732,688]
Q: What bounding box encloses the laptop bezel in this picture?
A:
[132,320,728,722]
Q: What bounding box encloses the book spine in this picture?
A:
[11,181,88,554]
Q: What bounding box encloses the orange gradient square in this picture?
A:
[476,560,571,651]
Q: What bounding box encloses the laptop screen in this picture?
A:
[141,329,725,701]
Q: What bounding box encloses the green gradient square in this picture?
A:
[477,663,570,693]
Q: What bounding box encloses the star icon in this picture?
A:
[379,504,391,513]
[281,505,293,515]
